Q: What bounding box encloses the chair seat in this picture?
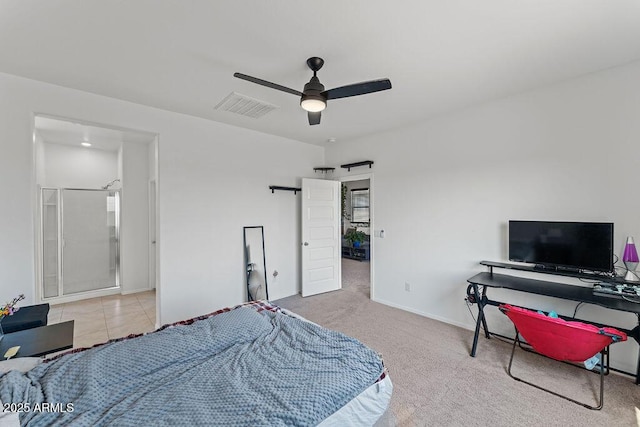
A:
[0,304,50,334]
[501,304,627,362]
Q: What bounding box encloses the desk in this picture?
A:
[0,321,74,358]
[341,244,370,261]
[466,267,640,385]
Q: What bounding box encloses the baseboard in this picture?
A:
[43,287,121,305]
[120,287,155,296]
[371,297,473,331]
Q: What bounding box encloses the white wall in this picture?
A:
[34,134,46,186]
[326,60,640,374]
[120,141,150,294]
[40,143,118,189]
[0,72,323,326]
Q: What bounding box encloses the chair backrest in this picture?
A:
[499,304,627,363]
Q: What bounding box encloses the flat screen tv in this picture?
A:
[508,221,614,273]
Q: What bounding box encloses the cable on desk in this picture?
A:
[621,295,640,304]
[464,283,486,324]
[572,302,583,318]
[464,298,477,324]
[613,265,637,279]
[612,255,640,282]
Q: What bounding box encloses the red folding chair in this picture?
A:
[499,304,627,410]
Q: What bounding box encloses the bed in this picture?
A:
[0,301,392,426]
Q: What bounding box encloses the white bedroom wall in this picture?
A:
[0,71,323,325]
[326,59,640,374]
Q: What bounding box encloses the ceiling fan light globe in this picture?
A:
[300,97,326,112]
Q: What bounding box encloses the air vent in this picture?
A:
[214,92,278,119]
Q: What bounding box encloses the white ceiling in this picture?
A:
[3,1,640,146]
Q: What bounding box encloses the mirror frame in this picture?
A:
[243,226,268,301]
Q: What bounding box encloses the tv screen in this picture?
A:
[508,221,614,273]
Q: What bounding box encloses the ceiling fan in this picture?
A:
[234,57,392,125]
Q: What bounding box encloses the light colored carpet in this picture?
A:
[274,258,640,426]
[340,256,371,298]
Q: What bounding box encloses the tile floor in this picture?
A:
[47,291,156,351]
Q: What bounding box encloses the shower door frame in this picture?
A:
[40,187,121,302]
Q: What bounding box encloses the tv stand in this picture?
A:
[483,261,617,282]
[467,260,640,385]
[533,264,557,272]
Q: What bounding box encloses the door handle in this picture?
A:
[303,242,309,246]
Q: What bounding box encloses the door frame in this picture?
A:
[339,172,375,300]
[148,179,157,290]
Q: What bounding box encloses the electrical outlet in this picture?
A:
[405,282,411,292]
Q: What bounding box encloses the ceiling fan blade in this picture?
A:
[323,79,392,100]
[233,73,303,96]
[308,111,321,125]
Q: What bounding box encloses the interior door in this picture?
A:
[301,178,341,297]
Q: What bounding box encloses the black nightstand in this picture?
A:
[0,304,50,333]
[0,321,74,358]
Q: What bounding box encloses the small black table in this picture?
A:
[466,262,640,384]
[0,321,74,358]
[0,304,49,333]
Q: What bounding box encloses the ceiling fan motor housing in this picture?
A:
[300,76,326,112]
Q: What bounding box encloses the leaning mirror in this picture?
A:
[243,226,268,301]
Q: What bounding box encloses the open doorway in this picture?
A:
[33,115,158,308]
[340,174,373,299]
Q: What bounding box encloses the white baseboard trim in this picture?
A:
[120,287,155,296]
[371,296,473,331]
[43,287,121,305]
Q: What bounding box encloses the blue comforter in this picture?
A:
[0,307,384,426]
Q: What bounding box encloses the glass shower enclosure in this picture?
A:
[41,188,120,299]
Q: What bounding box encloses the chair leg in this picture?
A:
[506,329,605,410]
[602,345,611,376]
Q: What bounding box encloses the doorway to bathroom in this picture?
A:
[34,115,158,304]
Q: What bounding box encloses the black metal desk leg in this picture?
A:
[480,286,490,338]
[471,283,485,357]
[636,351,639,386]
[635,315,640,385]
